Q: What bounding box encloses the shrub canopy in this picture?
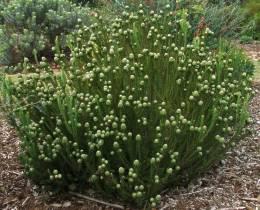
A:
[0,0,90,66]
[0,4,253,208]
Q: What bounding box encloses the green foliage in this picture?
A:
[218,40,255,75]
[0,29,8,64]
[71,0,97,6]
[239,35,253,44]
[0,5,4,24]
[102,0,248,42]
[207,0,244,4]
[196,1,246,39]
[0,0,90,66]
[177,0,257,41]
[243,0,260,40]
[1,5,253,208]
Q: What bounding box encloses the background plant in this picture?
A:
[0,0,90,66]
[179,0,257,42]
[207,0,245,4]
[70,0,97,6]
[202,1,246,39]
[218,40,255,75]
[0,0,8,24]
[1,4,253,208]
[242,0,260,41]
[100,0,250,44]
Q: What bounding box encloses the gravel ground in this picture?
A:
[239,42,260,62]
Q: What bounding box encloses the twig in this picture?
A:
[240,197,259,202]
[21,197,30,207]
[3,198,18,206]
[160,204,171,210]
[69,192,124,209]
[177,187,214,196]
[6,170,22,176]
[161,188,169,195]
[219,207,246,210]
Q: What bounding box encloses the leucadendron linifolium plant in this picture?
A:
[0,4,253,208]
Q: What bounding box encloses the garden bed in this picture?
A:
[0,82,259,210]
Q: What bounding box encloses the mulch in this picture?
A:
[239,42,260,62]
[0,44,259,210]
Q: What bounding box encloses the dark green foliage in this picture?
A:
[180,0,257,41]
[71,0,97,6]
[203,1,246,38]
[103,0,248,42]
[1,5,253,208]
[243,0,260,40]
[203,0,259,41]
[218,40,255,75]
[172,0,247,41]
[207,0,244,5]
[240,35,254,44]
[0,0,10,24]
[0,0,90,66]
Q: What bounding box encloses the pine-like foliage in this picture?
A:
[0,0,90,66]
[1,4,253,208]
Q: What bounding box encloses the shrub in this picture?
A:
[239,35,253,44]
[217,39,255,75]
[0,0,90,66]
[0,2,5,24]
[1,5,253,208]
[194,0,259,41]
[198,1,247,40]
[207,0,245,4]
[71,0,97,6]
[243,0,260,40]
[103,0,248,42]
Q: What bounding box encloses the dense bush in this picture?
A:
[1,5,253,208]
[202,1,246,39]
[0,2,5,24]
[243,0,260,40]
[207,0,245,4]
[174,0,248,41]
[104,0,248,42]
[71,0,97,6]
[0,0,90,66]
[0,0,8,64]
[203,0,259,41]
